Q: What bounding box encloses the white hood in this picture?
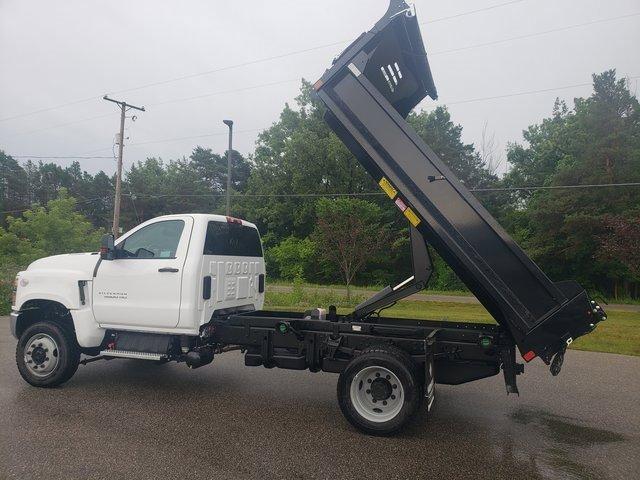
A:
[27,252,99,277]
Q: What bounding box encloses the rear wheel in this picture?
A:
[16,322,80,387]
[337,345,422,435]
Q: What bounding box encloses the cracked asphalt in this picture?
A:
[1,316,638,479]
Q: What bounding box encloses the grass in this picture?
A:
[266,279,472,297]
[268,280,640,304]
[264,286,640,357]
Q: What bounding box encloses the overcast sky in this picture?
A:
[1,0,638,176]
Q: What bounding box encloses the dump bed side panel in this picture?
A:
[320,69,560,333]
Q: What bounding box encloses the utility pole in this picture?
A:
[103,96,145,237]
[223,119,234,216]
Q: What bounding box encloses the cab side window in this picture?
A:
[118,220,185,259]
[203,221,262,257]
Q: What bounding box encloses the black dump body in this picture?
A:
[314,0,606,363]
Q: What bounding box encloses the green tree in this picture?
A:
[312,198,389,298]
[5,188,103,256]
[238,80,374,241]
[503,70,640,296]
[265,236,316,281]
[0,151,29,225]
[408,107,497,188]
[122,157,214,229]
[0,190,103,313]
[190,146,252,195]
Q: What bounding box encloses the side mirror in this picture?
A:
[100,234,115,260]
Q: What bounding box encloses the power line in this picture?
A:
[11,155,113,159]
[8,68,633,145]
[424,0,525,25]
[107,2,532,98]
[4,113,113,138]
[4,8,638,159]
[471,182,640,192]
[39,70,632,157]
[430,11,640,56]
[149,79,300,107]
[0,196,111,215]
[4,1,628,124]
[120,182,640,199]
[0,95,100,124]
[4,182,639,216]
[441,75,640,106]
[76,128,263,155]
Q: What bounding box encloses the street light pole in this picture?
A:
[223,119,234,216]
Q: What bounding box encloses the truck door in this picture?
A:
[92,216,193,330]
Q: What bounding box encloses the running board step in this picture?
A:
[99,349,165,361]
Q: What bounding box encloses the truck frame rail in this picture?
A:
[215,310,522,393]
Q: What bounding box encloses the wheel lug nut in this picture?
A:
[391,395,396,400]
[44,349,48,353]
[366,389,371,394]
[386,375,390,380]
[45,357,50,361]
[392,384,397,389]
[367,379,372,383]
[372,399,377,403]
[38,343,43,347]
[383,401,387,406]
[375,373,380,377]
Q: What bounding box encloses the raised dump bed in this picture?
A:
[313,0,606,364]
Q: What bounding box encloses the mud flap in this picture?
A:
[424,343,435,411]
[501,344,523,395]
[550,346,567,376]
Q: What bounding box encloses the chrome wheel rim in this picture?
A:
[24,333,60,378]
[350,366,404,423]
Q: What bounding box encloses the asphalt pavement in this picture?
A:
[1,316,639,480]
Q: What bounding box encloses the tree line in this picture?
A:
[1,70,639,308]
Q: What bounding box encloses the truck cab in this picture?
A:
[11,214,265,385]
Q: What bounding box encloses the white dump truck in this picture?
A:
[10,0,606,435]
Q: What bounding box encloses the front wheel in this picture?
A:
[16,322,80,387]
[337,345,422,435]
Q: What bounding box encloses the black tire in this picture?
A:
[16,322,81,388]
[337,344,422,436]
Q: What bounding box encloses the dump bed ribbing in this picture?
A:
[314,0,606,363]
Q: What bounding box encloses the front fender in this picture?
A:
[14,270,87,312]
[13,275,106,348]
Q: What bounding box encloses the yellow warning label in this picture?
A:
[379,177,397,199]
[403,207,421,227]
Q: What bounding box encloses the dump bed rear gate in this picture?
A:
[314,0,605,363]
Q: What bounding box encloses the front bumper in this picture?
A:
[10,311,19,339]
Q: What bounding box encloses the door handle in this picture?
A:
[158,267,179,273]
